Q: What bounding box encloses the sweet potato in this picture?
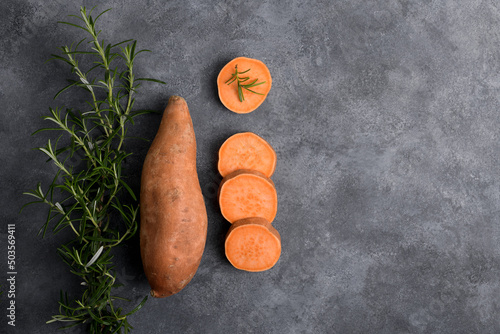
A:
[218,132,277,178]
[217,57,272,114]
[225,217,281,272]
[218,169,277,223]
[140,96,207,298]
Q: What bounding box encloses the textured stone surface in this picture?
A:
[2,0,500,333]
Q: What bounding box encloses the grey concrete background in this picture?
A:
[1,0,500,333]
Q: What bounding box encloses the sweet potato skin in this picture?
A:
[140,96,207,298]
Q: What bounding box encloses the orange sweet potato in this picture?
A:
[225,217,281,272]
[218,169,278,224]
[218,132,277,178]
[217,57,272,114]
[140,96,207,298]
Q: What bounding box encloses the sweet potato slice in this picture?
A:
[218,132,277,178]
[218,169,277,223]
[217,57,272,114]
[225,217,281,272]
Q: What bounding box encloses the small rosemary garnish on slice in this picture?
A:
[225,65,266,102]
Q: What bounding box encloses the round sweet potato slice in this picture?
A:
[218,132,277,178]
[225,217,281,272]
[217,57,272,114]
[218,169,278,223]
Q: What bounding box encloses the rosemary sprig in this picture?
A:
[225,65,266,102]
[22,6,164,333]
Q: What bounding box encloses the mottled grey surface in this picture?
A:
[1,0,500,333]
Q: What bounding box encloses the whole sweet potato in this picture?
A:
[140,96,207,298]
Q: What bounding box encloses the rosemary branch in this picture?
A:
[22,6,165,333]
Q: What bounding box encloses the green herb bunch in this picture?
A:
[23,6,164,333]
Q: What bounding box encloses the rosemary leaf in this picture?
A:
[226,65,266,102]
